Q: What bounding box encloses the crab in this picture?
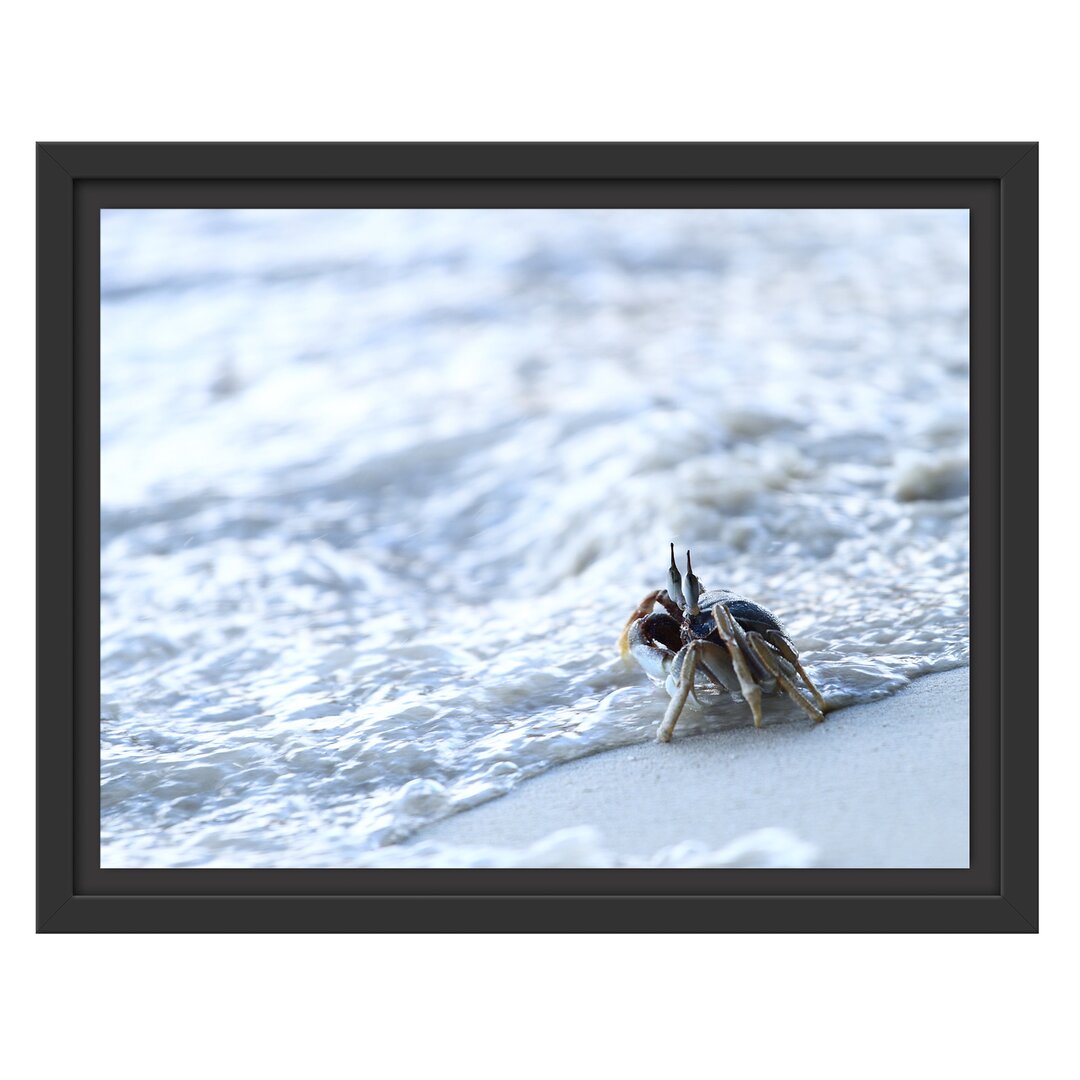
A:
[617,545,829,742]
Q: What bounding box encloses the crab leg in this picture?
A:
[712,604,763,728]
[764,629,829,714]
[694,640,740,694]
[748,633,825,724]
[657,643,700,743]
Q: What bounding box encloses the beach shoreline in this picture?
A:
[411,667,969,868]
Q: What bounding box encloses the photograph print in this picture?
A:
[100,206,970,869]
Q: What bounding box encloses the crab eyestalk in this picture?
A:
[668,542,683,609]
[682,549,702,615]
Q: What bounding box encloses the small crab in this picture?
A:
[617,544,829,742]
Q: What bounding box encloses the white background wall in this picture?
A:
[2,3,1066,1077]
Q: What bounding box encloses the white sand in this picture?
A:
[416,668,969,867]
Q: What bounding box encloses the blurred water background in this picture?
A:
[101,208,969,867]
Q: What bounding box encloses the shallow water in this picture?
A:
[100,208,969,867]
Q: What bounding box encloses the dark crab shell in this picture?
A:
[686,589,789,643]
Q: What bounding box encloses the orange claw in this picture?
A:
[617,589,665,660]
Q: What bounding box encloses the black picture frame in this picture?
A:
[37,142,1037,933]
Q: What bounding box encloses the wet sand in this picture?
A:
[415,667,969,867]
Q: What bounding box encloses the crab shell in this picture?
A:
[685,589,789,643]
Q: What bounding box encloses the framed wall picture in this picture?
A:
[37,142,1037,932]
